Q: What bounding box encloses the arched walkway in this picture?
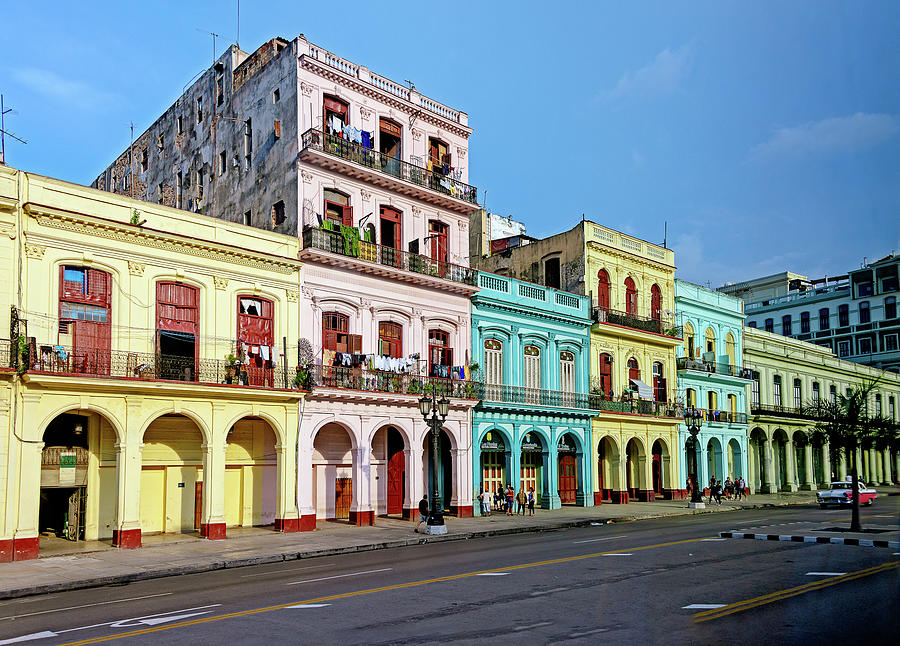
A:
[651,439,668,496]
[557,433,581,505]
[520,431,545,507]
[422,429,454,513]
[371,425,407,517]
[792,431,808,490]
[748,428,769,493]
[772,429,790,491]
[225,416,278,529]
[313,423,355,522]
[478,429,509,506]
[706,437,723,486]
[727,438,743,480]
[625,438,646,499]
[597,435,621,503]
[141,414,204,535]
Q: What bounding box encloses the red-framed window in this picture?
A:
[238,296,274,386]
[627,357,640,381]
[324,189,352,227]
[428,220,448,265]
[597,353,613,396]
[156,282,199,380]
[60,266,111,307]
[624,277,637,315]
[378,322,403,358]
[380,206,402,250]
[428,137,450,173]
[597,269,610,310]
[428,329,452,374]
[652,361,666,402]
[322,312,350,353]
[650,284,662,320]
[323,95,349,135]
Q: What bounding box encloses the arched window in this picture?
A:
[156,282,199,381]
[378,321,403,358]
[323,188,352,226]
[380,205,402,252]
[523,345,541,391]
[560,351,576,393]
[859,301,870,324]
[793,378,802,409]
[727,394,737,414]
[484,339,503,385]
[686,388,696,408]
[725,332,736,368]
[885,296,897,320]
[597,352,613,396]
[707,391,718,412]
[684,321,695,359]
[704,327,716,356]
[597,269,610,311]
[652,361,666,402]
[773,375,783,407]
[428,329,451,375]
[627,357,640,381]
[624,277,637,315]
[238,296,275,386]
[323,95,349,135]
[322,312,349,353]
[650,284,662,321]
[60,266,112,376]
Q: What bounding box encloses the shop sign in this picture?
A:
[557,434,577,453]
[521,433,543,452]
[59,452,77,486]
[480,431,505,452]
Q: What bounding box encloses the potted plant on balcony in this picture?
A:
[224,353,239,384]
[293,362,311,390]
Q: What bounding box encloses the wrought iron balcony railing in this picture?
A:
[589,396,681,418]
[592,306,682,338]
[483,384,592,409]
[301,128,478,205]
[751,403,810,419]
[19,343,298,390]
[691,408,749,424]
[310,364,481,399]
[676,357,753,379]
[302,226,477,286]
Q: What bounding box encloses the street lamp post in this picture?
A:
[419,391,450,535]
[684,407,705,508]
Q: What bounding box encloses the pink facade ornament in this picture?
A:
[301,82,315,97]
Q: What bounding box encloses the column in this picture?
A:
[274,443,299,532]
[893,450,900,484]
[761,436,776,493]
[861,448,871,482]
[12,440,43,561]
[545,448,561,508]
[882,449,894,485]
[349,446,374,526]
[451,447,473,517]
[837,451,847,481]
[200,440,227,539]
[821,442,832,487]
[800,444,815,490]
[406,443,425,520]
[112,440,143,548]
[472,440,483,517]
[297,440,316,531]
[783,439,798,492]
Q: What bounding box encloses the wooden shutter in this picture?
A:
[349,334,363,354]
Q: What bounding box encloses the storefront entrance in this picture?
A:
[521,433,543,505]
[557,434,578,504]
[480,431,506,497]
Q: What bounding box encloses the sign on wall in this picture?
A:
[59,452,77,486]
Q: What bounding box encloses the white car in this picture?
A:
[816,481,877,508]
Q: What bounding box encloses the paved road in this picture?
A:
[1,501,897,645]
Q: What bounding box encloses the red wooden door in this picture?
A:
[335,478,352,519]
[428,220,448,266]
[73,320,111,376]
[652,454,662,494]
[597,270,610,310]
[156,282,199,381]
[558,455,576,504]
[387,449,404,515]
[625,277,637,315]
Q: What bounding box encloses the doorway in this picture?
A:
[558,454,577,504]
[335,478,352,520]
[386,428,405,516]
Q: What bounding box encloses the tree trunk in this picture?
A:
[850,448,861,532]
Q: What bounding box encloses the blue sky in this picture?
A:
[2,1,898,286]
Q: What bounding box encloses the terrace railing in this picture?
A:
[301,128,478,204]
[593,306,681,338]
[302,226,477,286]
[310,364,481,399]
[676,357,753,379]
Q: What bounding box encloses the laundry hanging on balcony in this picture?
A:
[629,378,654,400]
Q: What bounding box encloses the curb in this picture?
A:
[0,499,814,600]
[718,531,900,549]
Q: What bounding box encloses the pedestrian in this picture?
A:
[506,484,514,516]
[516,487,527,515]
[415,494,429,533]
[714,480,723,505]
[494,487,501,511]
[479,486,491,517]
[724,477,733,500]
[527,487,536,516]
[707,478,715,504]
[739,477,747,500]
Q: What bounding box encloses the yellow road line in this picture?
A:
[58,536,712,645]
[693,561,899,623]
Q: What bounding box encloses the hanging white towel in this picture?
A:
[260,345,270,361]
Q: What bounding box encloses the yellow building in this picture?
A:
[744,326,900,492]
[0,166,303,561]
[472,220,683,504]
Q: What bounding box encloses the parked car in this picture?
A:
[816,480,877,508]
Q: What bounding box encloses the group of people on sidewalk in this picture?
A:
[691,476,748,505]
[477,484,535,517]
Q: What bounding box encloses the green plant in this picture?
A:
[15,335,29,375]
[293,364,311,390]
[224,353,239,369]
[130,209,141,225]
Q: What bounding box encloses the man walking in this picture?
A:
[516,487,527,516]
[415,494,429,533]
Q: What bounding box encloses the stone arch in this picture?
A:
[625,436,647,497]
[221,409,286,449]
[772,428,790,490]
[312,421,356,521]
[727,438,743,479]
[309,417,359,450]
[370,424,408,517]
[225,415,279,528]
[748,426,769,493]
[651,437,670,495]
[139,405,212,447]
[36,400,125,445]
[597,434,621,501]
[422,426,455,513]
[706,436,723,483]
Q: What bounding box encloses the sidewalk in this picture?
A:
[0,489,882,600]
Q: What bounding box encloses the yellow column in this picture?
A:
[201,436,227,540]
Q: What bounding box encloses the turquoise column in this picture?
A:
[546,440,561,509]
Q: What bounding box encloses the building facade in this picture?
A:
[722,256,900,374]
[743,326,900,494]
[674,280,751,492]
[470,272,594,511]
[0,166,304,561]
[472,220,684,504]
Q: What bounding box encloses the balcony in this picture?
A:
[751,403,811,420]
[299,129,478,213]
[676,357,753,379]
[18,343,299,391]
[592,306,682,338]
[691,408,749,424]
[301,226,477,293]
[483,383,681,418]
[590,396,681,418]
[309,364,481,400]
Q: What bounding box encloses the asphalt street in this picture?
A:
[0,501,897,645]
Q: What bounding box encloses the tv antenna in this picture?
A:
[1,95,27,165]
[196,28,220,64]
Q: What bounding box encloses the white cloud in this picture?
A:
[747,113,900,163]
[606,45,692,102]
[11,67,116,111]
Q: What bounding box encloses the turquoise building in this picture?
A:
[471,272,594,511]
[674,280,751,492]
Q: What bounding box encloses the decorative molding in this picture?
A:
[27,208,300,275]
[459,221,468,231]
[300,82,316,97]
[213,276,229,290]
[411,206,422,218]
[24,243,46,259]
[411,128,423,142]
[360,106,374,120]
[360,189,372,202]
[127,261,146,276]
[456,146,467,160]
[286,290,299,302]
[301,170,314,184]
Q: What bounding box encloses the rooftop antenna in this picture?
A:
[1,95,27,166]
[129,121,134,199]
[663,221,667,248]
[236,0,240,49]
[196,28,220,63]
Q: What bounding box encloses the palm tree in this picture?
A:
[803,378,899,532]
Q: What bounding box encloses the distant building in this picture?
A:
[721,256,899,374]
